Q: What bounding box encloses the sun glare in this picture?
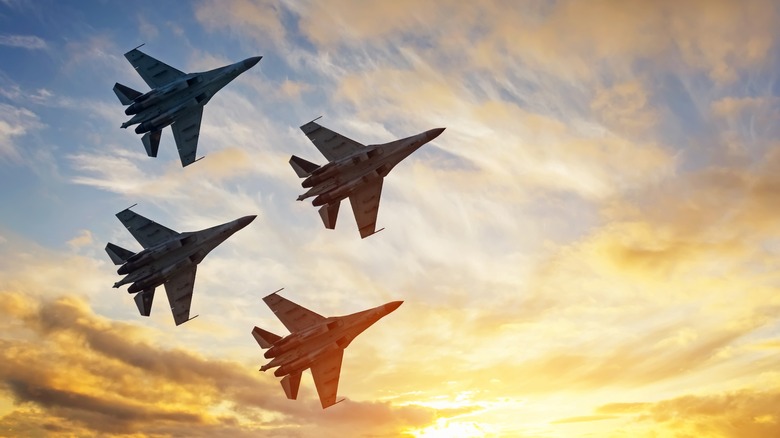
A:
[408,418,488,438]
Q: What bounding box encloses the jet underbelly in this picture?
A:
[274,327,348,366]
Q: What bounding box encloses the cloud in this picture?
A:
[286,0,778,84]
[278,78,312,99]
[0,103,43,162]
[590,80,659,138]
[61,34,127,79]
[0,291,445,437]
[66,229,93,250]
[137,14,159,40]
[0,34,46,49]
[711,96,779,120]
[551,415,616,424]
[3,3,780,436]
[195,0,287,46]
[588,389,780,438]
[603,145,780,266]
[332,64,675,200]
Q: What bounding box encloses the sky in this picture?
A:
[1,0,780,436]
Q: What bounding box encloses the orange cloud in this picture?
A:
[591,80,659,138]
[278,79,313,99]
[286,0,777,83]
[591,389,780,438]
[0,292,455,436]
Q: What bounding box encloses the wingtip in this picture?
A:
[263,287,285,299]
[125,43,145,56]
[176,314,199,326]
[117,203,138,215]
[360,227,385,239]
[301,115,323,128]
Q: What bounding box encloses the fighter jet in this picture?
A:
[289,118,445,238]
[252,290,403,408]
[105,206,256,325]
[113,45,262,167]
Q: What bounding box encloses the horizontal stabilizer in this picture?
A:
[289,155,320,178]
[319,202,340,229]
[142,130,161,157]
[281,372,302,400]
[113,82,142,105]
[105,242,136,265]
[134,289,155,317]
[252,326,282,349]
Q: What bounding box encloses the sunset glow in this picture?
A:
[1,0,780,437]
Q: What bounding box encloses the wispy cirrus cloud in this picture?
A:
[3,1,780,436]
[0,34,46,50]
[0,103,43,162]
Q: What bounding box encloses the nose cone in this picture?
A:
[243,56,262,70]
[236,215,257,229]
[427,127,446,141]
[383,301,403,314]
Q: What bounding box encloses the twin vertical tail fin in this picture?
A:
[289,155,320,178]
[252,326,281,349]
[105,242,136,265]
[134,288,155,317]
[113,82,142,105]
[318,202,340,229]
[142,130,161,157]
[281,372,302,400]
[251,326,301,400]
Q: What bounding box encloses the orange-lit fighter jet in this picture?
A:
[252,290,402,408]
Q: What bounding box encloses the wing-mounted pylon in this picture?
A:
[319,202,340,229]
[281,372,302,400]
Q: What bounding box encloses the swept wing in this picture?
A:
[171,107,203,166]
[124,48,186,89]
[116,208,179,249]
[263,293,325,332]
[310,350,344,408]
[348,179,383,238]
[300,120,364,162]
[163,266,197,326]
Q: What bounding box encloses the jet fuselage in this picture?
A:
[260,301,403,377]
[120,57,262,134]
[297,128,445,206]
[113,215,255,292]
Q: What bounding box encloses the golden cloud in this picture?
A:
[591,389,780,438]
[711,96,779,120]
[283,0,778,83]
[278,79,313,99]
[66,229,93,250]
[590,80,659,138]
[0,291,456,437]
